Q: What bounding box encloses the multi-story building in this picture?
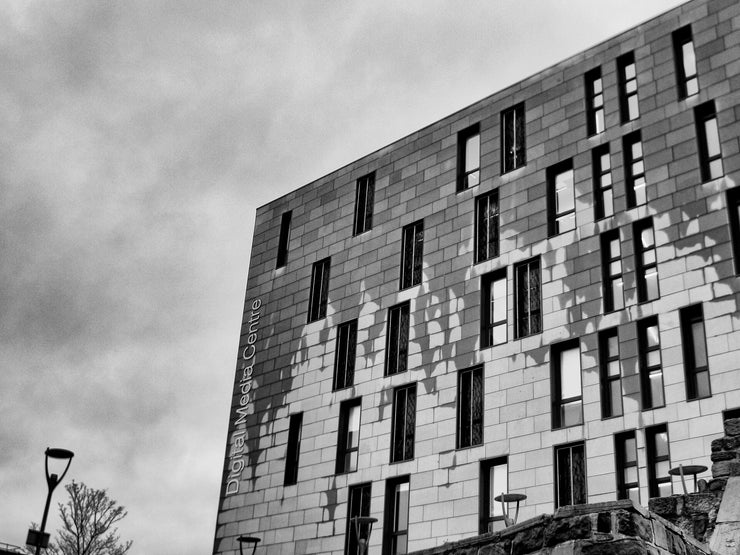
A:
[213,0,740,553]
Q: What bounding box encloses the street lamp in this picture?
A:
[26,447,74,555]
[351,516,377,555]
[237,536,260,555]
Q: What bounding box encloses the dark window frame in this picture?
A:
[457,123,481,191]
[383,475,410,555]
[514,258,541,338]
[479,457,508,534]
[585,67,605,136]
[475,189,500,263]
[615,430,640,504]
[501,103,526,173]
[353,172,375,235]
[727,188,740,275]
[633,218,659,303]
[554,441,587,509]
[385,302,410,376]
[646,424,672,498]
[695,100,723,182]
[599,327,623,419]
[457,366,484,449]
[551,339,583,429]
[336,398,362,474]
[276,210,292,269]
[307,257,331,323]
[546,159,576,237]
[638,316,665,410]
[345,483,372,555]
[481,269,507,348]
[592,144,614,220]
[624,131,646,208]
[391,383,416,463]
[601,229,624,313]
[334,319,358,391]
[284,412,303,486]
[673,25,698,99]
[400,220,424,289]
[680,304,711,400]
[617,51,639,123]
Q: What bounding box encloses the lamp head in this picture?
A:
[237,536,260,555]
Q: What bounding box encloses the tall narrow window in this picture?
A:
[400,220,423,289]
[391,384,416,463]
[481,270,507,348]
[646,424,672,498]
[615,431,640,504]
[585,68,605,136]
[634,219,659,303]
[276,210,292,268]
[599,328,623,418]
[547,160,575,236]
[638,317,664,409]
[601,230,624,313]
[383,476,410,555]
[617,52,639,123]
[515,258,541,338]
[284,413,303,486]
[334,320,358,390]
[345,483,372,555]
[336,398,362,474]
[624,132,646,208]
[307,257,330,322]
[353,172,375,235]
[475,190,499,263]
[695,101,723,182]
[457,366,483,449]
[728,188,740,275]
[501,103,526,173]
[554,442,587,508]
[593,144,614,219]
[551,340,583,429]
[480,458,508,534]
[457,124,480,190]
[673,25,698,99]
[385,302,410,376]
[680,304,711,400]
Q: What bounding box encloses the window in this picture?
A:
[481,270,507,348]
[617,52,639,123]
[284,413,303,486]
[615,431,640,504]
[475,190,499,263]
[601,230,624,313]
[400,220,423,289]
[307,257,330,322]
[480,457,508,534]
[336,399,362,474]
[391,384,416,463]
[334,320,358,390]
[385,302,410,376]
[593,144,614,219]
[353,172,375,235]
[727,188,740,275]
[638,317,664,409]
[554,442,587,508]
[501,103,526,173]
[551,340,583,429]
[724,407,740,421]
[457,124,480,190]
[515,258,541,338]
[634,219,659,303]
[276,210,292,268]
[457,366,483,449]
[646,424,672,498]
[547,160,575,236]
[624,132,646,208]
[695,101,723,182]
[383,476,410,555]
[345,483,372,555]
[599,328,623,418]
[680,304,711,400]
[673,25,698,99]
[585,68,605,136]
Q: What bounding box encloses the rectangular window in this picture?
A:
[554,442,587,508]
[515,258,541,338]
[457,366,483,449]
[724,407,740,421]
[480,457,508,534]
[551,340,583,429]
[638,317,664,409]
[336,398,362,474]
[599,328,623,419]
[646,424,672,498]
[307,257,330,322]
[391,384,416,463]
[334,320,358,390]
[695,100,723,182]
[481,270,507,348]
[615,430,640,504]
[400,220,423,289]
[601,230,624,313]
[585,67,605,136]
[284,412,303,486]
[475,190,499,263]
[276,210,292,268]
[385,302,410,376]
[501,103,526,173]
[728,188,740,275]
[383,476,410,555]
[680,304,711,400]
[547,160,575,236]
[345,483,372,555]
[457,123,480,190]
[353,172,375,235]
[593,144,613,219]
[634,219,659,303]
[673,25,698,99]
[617,52,639,123]
[624,132,646,208]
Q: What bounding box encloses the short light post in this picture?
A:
[26,448,74,555]
[351,516,377,555]
[237,535,260,555]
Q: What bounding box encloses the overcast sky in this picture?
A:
[0,1,687,553]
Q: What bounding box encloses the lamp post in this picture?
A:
[351,516,377,555]
[26,447,74,555]
[237,536,260,555]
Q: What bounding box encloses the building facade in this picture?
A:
[214,0,740,553]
